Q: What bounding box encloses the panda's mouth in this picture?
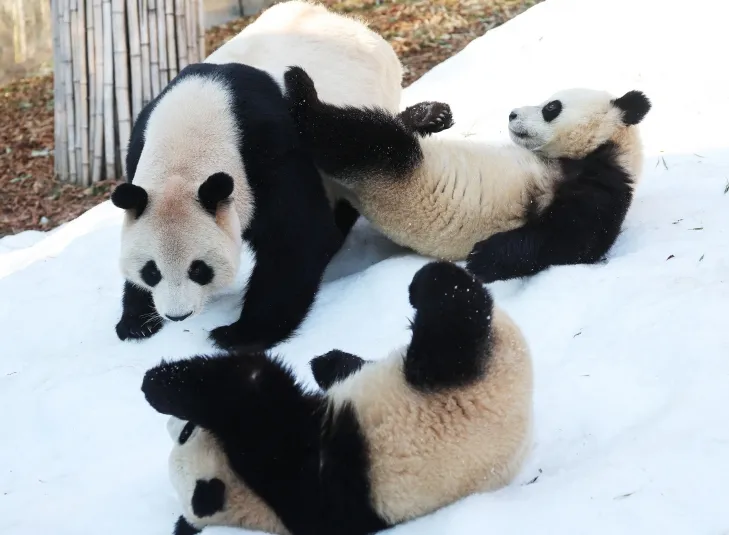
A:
[509,128,530,139]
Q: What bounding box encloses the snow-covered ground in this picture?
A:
[2,0,728,532]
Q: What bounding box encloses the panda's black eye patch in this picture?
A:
[141,260,162,287]
[542,100,562,122]
[178,421,196,445]
[188,260,214,285]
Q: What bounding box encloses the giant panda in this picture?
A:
[283,66,652,284]
[110,1,404,351]
[142,261,534,535]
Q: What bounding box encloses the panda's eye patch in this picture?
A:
[542,100,562,122]
[189,260,214,285]
[140,260,162,287]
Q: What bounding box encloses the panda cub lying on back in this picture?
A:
[284,67,652,284]
[142,261,533,535]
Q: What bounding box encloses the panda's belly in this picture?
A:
[356,172,534,261]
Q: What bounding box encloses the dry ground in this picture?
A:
[0,0,540,237]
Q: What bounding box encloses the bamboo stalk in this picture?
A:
[75,0,90,186]
[156,0,168,86]
[70,0,83,184]
[148,0,160,95]
[53,0,69,180]
[112,0,132,176]
[86,0,96,183]
[139,0,152,105]
[128,0,143,122]
[185,0,195,63]
[165,0,177,79]
[102,0,116,180]
[175,0,188,71]
[194,0,205,61]
[92,0,104,182]
[61,0,78,183]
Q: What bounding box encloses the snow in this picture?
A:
[2,0,728,532]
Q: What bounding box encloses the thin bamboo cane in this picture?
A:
[53,0,69,180]
[92,0,104,182]
[193,0,205,61]
[75,0,90,186]
[174,0,188,71]
[165,0,176,79]
[61,0,78,183]
[185,0,195,63]
[70,0,83,184]
[112,0,132,176]
[127,0,143,122]
[102,0,116,180]
[148,0,160,95]
[139,0,152,105]
[156,0,168,86]
[86,0,96,183]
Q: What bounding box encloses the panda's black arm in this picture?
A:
[403,261,494,392]
[466,142,634,283]
[115,280,164,341]
[209,151,344,352]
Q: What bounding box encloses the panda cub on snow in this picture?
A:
[284,66,652,284]
[110,1,403,352]
[142,261,533,535]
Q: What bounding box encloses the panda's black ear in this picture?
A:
[198,172,234,216]
[612,90,651,126]
[111,183,148,218]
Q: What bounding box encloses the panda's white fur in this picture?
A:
[284,67,652,284]
[143,261,533,535]
[111,1,403,349]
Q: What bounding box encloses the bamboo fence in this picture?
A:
[52,0,205,185]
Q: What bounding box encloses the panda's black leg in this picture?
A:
[466,150,633,283]
[115,280,164,341]
[398,101,454,137]
[284,66,423,184]
[310,350,369,391]
[403,261,494,392]
[173,516,200,535]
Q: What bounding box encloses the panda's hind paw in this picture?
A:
[115,313,163,341]
[399,101,454,136]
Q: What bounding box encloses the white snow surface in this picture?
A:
[2,0,728,532]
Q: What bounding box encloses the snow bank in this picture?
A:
[2,0,728,533]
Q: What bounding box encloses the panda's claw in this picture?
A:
[116,314,163,341]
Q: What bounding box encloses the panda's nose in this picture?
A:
[509,111,517,122]
[166,312,192,322]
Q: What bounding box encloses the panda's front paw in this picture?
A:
[209,323,266,353]
[116,313,164,341]
[399,101,454,136]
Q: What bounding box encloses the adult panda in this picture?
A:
[110,1,404,350]
[142,261,533,535]
[283,66,652,284]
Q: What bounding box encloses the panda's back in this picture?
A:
[204,0,402,112]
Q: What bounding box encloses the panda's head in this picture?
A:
[166,416,289,535]
[112,73,256,321]
[508,88,651,159]
[113,173,243,321]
